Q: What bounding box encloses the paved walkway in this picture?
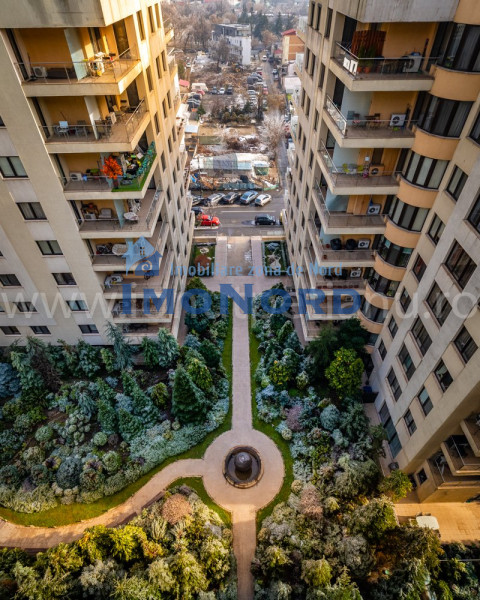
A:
[0,236,287,600]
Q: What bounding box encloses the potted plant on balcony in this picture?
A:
[101,156,123,188]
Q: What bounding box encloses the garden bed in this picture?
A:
[261,240,289,276]
[191,243,216,277]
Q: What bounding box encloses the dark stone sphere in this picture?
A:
[234,451,252,472]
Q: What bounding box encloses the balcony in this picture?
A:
[78,185,164,239]
[164,20,174,43]
[461,415,480,457]
[312,183,386,234]
[331,43,435,92]
[318,142,399,195]
[62,142,157,200]
[16,47,142,97]
[111,299,171,323]
[39,100,149,153]
[324,95,415,149]
[440,435,480,476]
[428,455,480,490]
[308,220,376,268]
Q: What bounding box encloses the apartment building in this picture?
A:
[287,0,480,501]
[281,29,305,64]
[212,24,252,66]
[0,0,193,345]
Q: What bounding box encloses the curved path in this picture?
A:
[0,238,288,600]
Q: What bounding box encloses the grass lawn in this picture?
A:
[191,244,216,276]
[167,477,231,526]
[249,316,294,530]
[0,308,234,528]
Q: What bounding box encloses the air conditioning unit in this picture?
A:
[369,165,384,177]
[358,239,370,249]
[390,113,406,127]
[403,53,422,73]
[350,268,362,278]
[32,65,47,78]
[367,204,381,215]
[70,172,83,181]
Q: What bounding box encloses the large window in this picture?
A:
[447,166,467,200]
[15,301,36,313]
[418,387,433,416]
[412,318,432,355]
[404,409,417,436]
[36,240,62,256]
[399,288,411,312]
[412,255,427,281]
[416,94,472,137]
[388,316,398,338]
[427,214,445,245]
[0,274,20,287]
[379,403,402,457]
[399,344,415,380]
[0,156,27,178]
[378,236,413,267]
[388,196,429,232]
[454,327,477,363]
[378,340,387,360]
[445,241,476,288]
[434,360,453,391]
[360,298,388,323]
[53,273,76,286]
[66,300,88,312]
[470,111,480,144]
[387,368,402,400]
[468,195,480,234]
[0,326,20,336]
[18,202,46,220]
[79,324,99,334]
[366,269,399,297]
[30,326,50,335]
[404,152,448,189]
[426,283,451,325]
[440,23,480,72]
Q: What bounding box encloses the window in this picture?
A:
[155,56,162,78]
[154,113,160,135]
[367,332,378,346]
[360,298,388,323]
[434,360,453,391]
[427,214,445,244]
[0,116,4,127]
[403,152,448,189]
[167,92,172,109]
[366,269,399,297]
[387,368,402,400]
[440,23,480,72]
[411,318,432,355]
[417,468,428,484]
[0,274,20,286]
[161,152,166,170]
[319,63,325,88]
[469,108,480,145]
[79,324,99,334]
[36,240,62,256]
[0,326,20,336]
[388,316,398,338]
[426,283,451,325]
[53,273,76,286]
[15,301,36,313]
[468,195,480,233]
[146,66,153,92]
[445,241,476,288]
[388,196,429,231]
[161,50,167,71]
[30,326,50,335]
[0,156,27,178]
[137,10,145,40]
[379,403,402,457]
[447,166,467,200]
[399,288,411,312]
[162,98,167,119]
[314,3,322,30]
[148,5,156,33]
[378,236,413,267]
[314,109,319,131]
[155,3,161,28]
[418,387,433,416]
[404,409,417,435]
[399,344,415,380]
[416,94,472,137]
[67,300,88,311]
[378,340,387,360]
[412,255,427,281]
[454,327,477,363]
[325,7,333,38]
[18,202,46,220]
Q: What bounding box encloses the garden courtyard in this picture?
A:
[0,237,478,599]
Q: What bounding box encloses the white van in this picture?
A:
[191,82,208,93]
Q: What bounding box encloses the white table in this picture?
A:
[416,515,440,532]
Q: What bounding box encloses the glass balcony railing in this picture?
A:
[16,46,139,85]
[39,99,148,144]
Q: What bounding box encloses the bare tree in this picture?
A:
[210,37,231,67]
[194,17,213,50]
[260,111,286,160]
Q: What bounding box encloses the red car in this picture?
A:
[198,214,220,227]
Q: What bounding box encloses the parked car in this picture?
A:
[222,191,240,204]
[240,191,258,205]
[204,193,223,207]
[273,74,279,81]
[226,85,233,95]
[255,214,276,226]
[186,61,191,68]
[262,55,267,62]
[211,86,218,94]
[190,195,203,206]
[255,194,272,206]
[256,68,263,75]
[192,206,204,216]
[263,86,268,95]
[198,215,220,227]
[218,87,225,95]
[272,68,278,75]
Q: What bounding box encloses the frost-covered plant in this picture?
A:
[102,451,121,474]
[80,558,125,598]
[100,348,116,373]
[296,371,309,390]
[276,422,292,440]
[56,457,82,489]
[22,446,45,469]
[93,432,108,447]
[320,404,340,432]
[0,363,20,399]
[35,425,54,444]
[76,341,101,377]
[286,405,303,432]
[150,382,168,409]
[106,322,134,371]
[157,328,180,368]
[141,337,160,369]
